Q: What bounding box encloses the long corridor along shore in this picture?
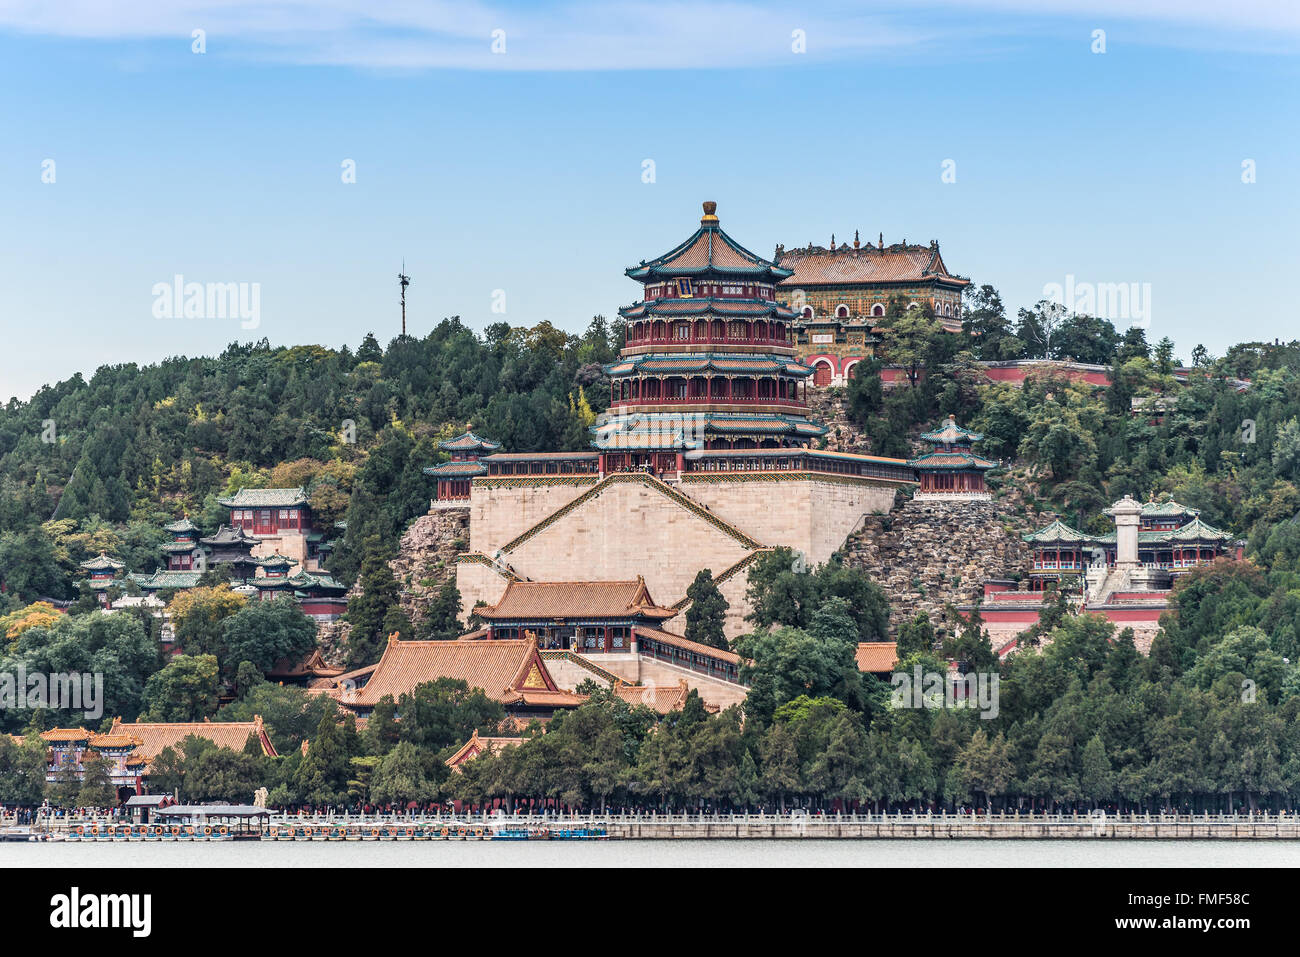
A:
[13,811,1300,841]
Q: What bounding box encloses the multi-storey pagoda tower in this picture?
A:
[597,202,826,474]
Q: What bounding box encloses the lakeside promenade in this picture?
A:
[11,809,1300,840]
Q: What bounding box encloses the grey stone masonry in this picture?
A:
[844,497,1036,635]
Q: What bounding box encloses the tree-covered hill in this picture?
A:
[0,316,620,604]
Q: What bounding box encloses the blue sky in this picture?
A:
[1,1,1297,400]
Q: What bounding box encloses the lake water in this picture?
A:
[5,839,1300,867]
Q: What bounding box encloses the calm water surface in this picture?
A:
[4,840,1299,867]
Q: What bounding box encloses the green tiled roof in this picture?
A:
[200,525,260,547]
[625,207,793,284]
[618,297,800,321]
[604,352,811,378]
[423,461,488,478]
[163,518,199,533]
[79,553,125,571]
[1140,499,1200,518]
[218,487,308,508]
[1166,516,1235,542]
[130,570,202,590]
[438,431,500,453]
[1023,519,1091,544]
[288,571,347,594]
[919,416,983,445]
[906,451,997,471]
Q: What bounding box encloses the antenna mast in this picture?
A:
[398,263,411,338]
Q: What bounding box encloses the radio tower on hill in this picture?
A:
[398,263,411,338]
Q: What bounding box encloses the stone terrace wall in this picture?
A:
[390,506,470,628]
[845,497,1036,635]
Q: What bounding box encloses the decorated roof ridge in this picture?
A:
[254,553,299,566]
[919,415,983,445]
[1140,498,1200,516]
[444,729,526,768]
[632,626,743,666]
[286,570,346,589]
[1022,518,1092,543]
[163,517,199,533]
[626,202,794,283]
[477,577,678,621]
[677,446,912,466]
[617,297,801,318]
[333,634,567,708]
[108,714,277,762]
[592,410,825,428]
[602,353,813,377]
[79,552,125,570]
[199,524,260,545]
[774,237,971,287]
[905,451,998,470]
[480,451,598,461]
[130,569,203,588]
[439,430,501,452]
[1166,516,1237,542]
[423,461,488,476]
[40,727,92,741]
[610,677,692,714]
[218,487,309,507]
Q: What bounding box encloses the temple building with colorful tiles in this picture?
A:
[162,518,201,570]
[79,553,126,606]
[419,204,918,665]
[219,487,332,570]
[465,577,746,694]
[970,495,1246,654]
[320,634,586,721]
[126,515,346,620]
[602,200,825,468]
[423,430,500,504]
[773,233,969,386]
[908,416,997,501]
[37,717,276,797]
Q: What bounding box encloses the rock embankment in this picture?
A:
[844,497,1037,635]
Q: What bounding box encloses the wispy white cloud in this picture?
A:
[0,0,1294,70]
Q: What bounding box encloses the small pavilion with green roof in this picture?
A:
[907,416,997,500]
[80,553,126,606]
[425,430,502,503]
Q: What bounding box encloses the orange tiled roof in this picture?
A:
[509,689,588,707]
[445,729,525,768]
[612,678,692,715]
[88,733,143,750]
[267,648,345,680]
[477,578,678,622]
[776,242,968,287]
[633,627,742,665]
[855,642,899,674]
[108,715,278,765]
[331,636,570,708]
[40,728,92,742]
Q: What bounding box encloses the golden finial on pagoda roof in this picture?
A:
[701,201,719,224]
